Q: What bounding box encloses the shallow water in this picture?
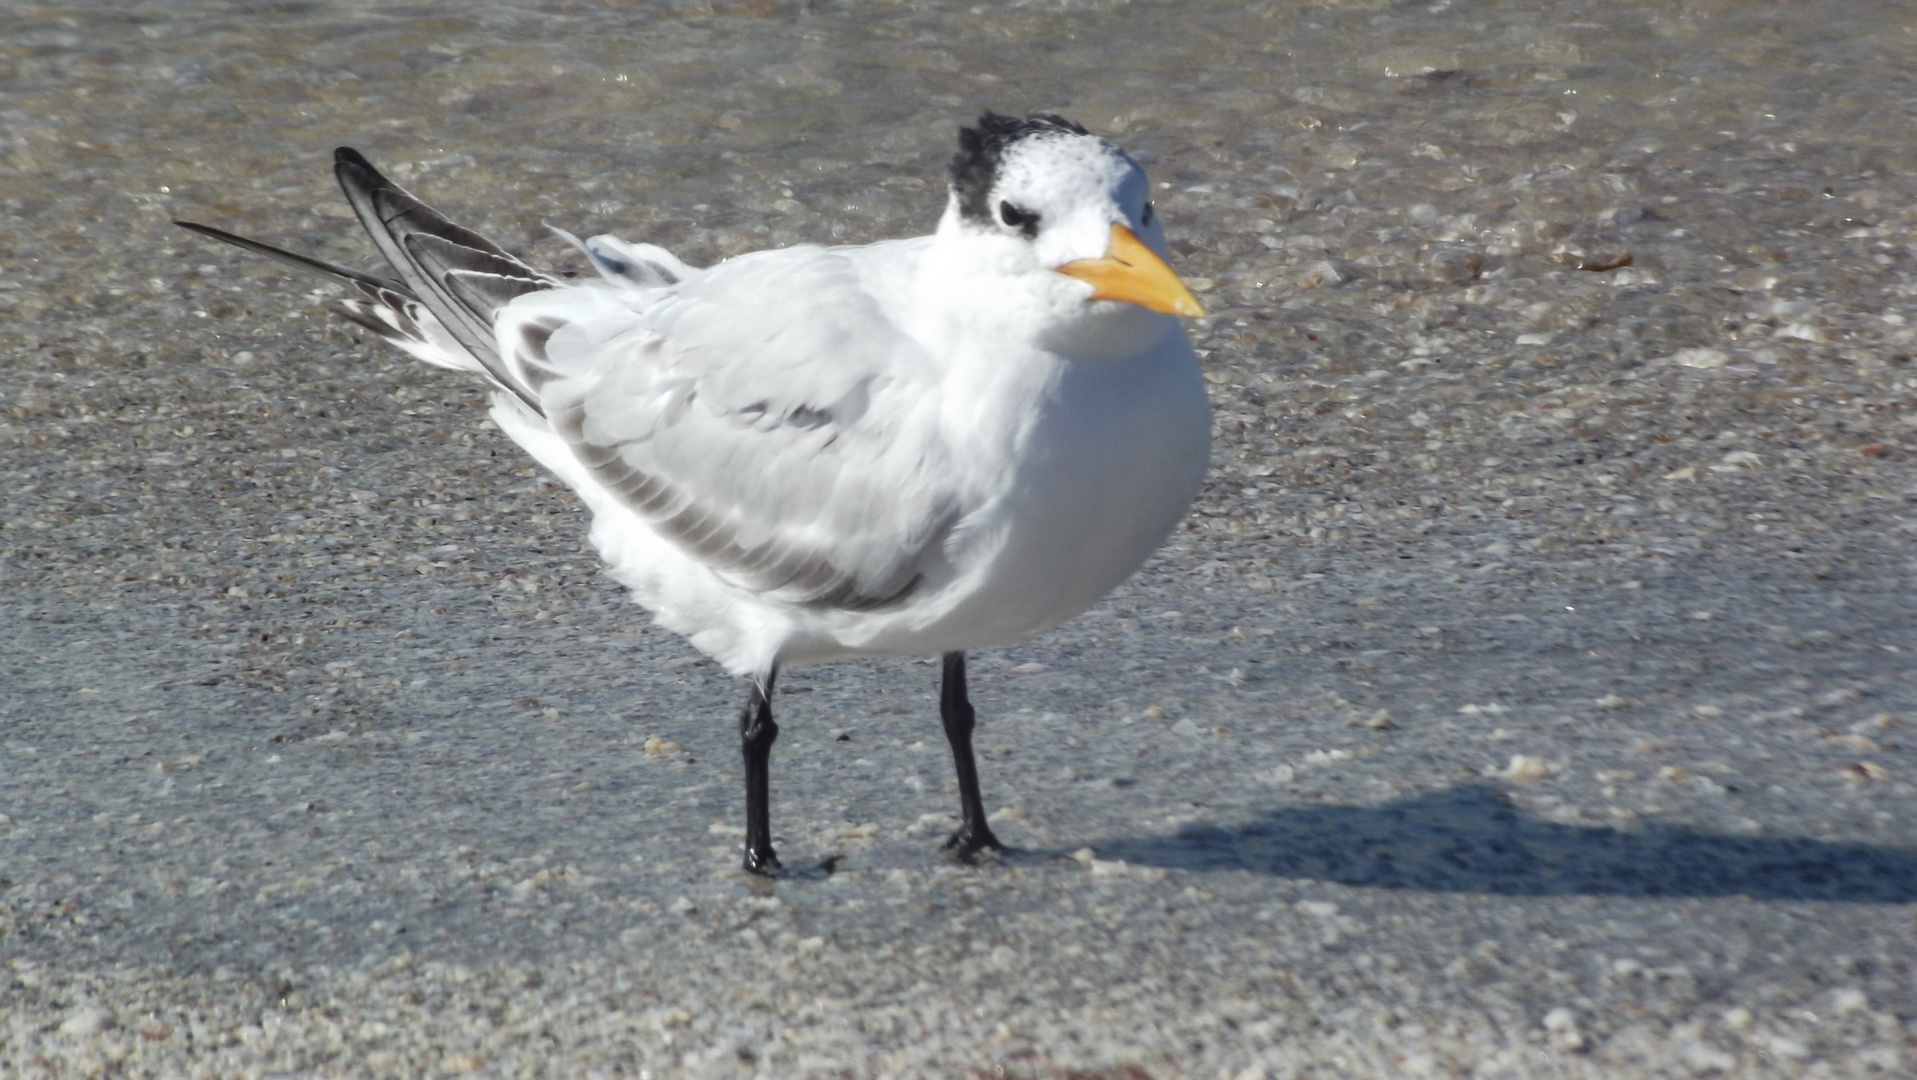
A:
[8,1,1917,483]
[5,2,1917,1077]
[8,0,1916,283]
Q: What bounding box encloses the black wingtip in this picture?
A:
[334,147,385,189]
[173,219,238,243]
[169,216,419,298]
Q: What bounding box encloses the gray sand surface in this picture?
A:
[4,1,1915,1076]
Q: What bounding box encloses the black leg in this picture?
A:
[939,651,1003,859]
[740,668,781,875]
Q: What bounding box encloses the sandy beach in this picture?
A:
[3,1,1914,1075]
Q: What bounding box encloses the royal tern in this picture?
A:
[177,112,1211,874]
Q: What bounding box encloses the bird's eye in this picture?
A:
[1141,201,1155,226]
[998,200,1040,236]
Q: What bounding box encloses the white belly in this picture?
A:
[503,320,1210,675]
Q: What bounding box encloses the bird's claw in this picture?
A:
[943,824,1005,862]
[742,846,784,877]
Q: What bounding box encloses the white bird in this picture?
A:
[178,112,1211,874]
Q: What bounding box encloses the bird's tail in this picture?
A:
[175,147,553,413]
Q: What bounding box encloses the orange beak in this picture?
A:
[1054,224,1206,318]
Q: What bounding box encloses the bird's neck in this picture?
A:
[913,227,1175,364]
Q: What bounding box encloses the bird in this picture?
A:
[176,112,1212,875]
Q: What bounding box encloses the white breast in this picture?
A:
[817,315,1211,661]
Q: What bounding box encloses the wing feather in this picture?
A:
[187,154,970,618]
[513,241,956,610]
[333,147,553,410]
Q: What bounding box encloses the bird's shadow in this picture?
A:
[1091,785,1917,902]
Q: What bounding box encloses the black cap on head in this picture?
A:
[949,112,1091,225]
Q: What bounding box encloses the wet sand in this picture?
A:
[3,1,1915,1075]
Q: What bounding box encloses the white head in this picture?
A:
[939,113,1204,322]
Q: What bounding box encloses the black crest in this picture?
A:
[949,112,1091,225]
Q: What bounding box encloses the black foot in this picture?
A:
[937,653,1005,866]
[738,670,782,878]
[743,846,784,876]
[943,823,1005,862]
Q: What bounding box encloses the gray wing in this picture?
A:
[504,241,959,610]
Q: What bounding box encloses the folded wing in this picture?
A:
[184,149,958,613]
[505,242,960,610]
